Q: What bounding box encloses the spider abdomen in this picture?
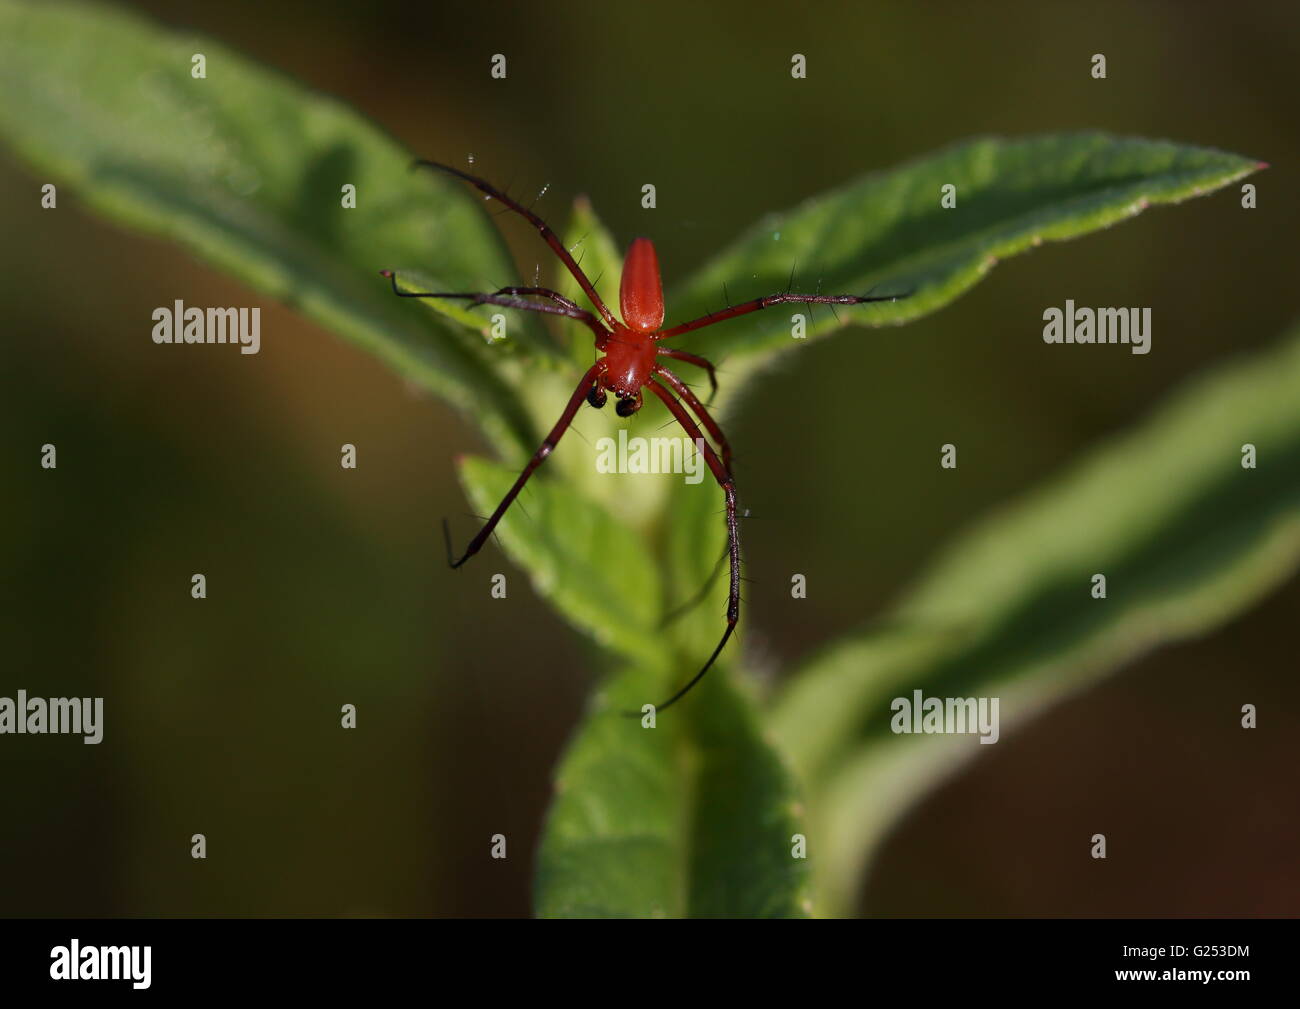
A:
[619,237,665,333]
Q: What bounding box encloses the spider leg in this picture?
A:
[655,347,719,405]
[653,363,732,475]
[379,271,608,342]
[444,361,606,568]
[659,537,729,629]
[657,290,908,340]
[490,286,610,344]
[412,160,619,330]
[492,286,582,312]
[636,377,740,713]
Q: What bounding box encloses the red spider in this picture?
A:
[382,160,905,712]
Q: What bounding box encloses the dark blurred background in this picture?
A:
[2,0,1297,916]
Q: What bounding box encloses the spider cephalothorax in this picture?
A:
[382,160,905,711]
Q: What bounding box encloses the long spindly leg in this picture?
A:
[412,160,620,331]
[642,378,740,712]
[652,363,732,474]
[657,290,907,340]
[649,363,732,644]
[659,538,729,629]
[445,361,606,568]
[493,286,582,312]
[379,272,609,342]
[655,347,719,404]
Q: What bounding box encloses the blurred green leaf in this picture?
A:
[0,0,552,456]
[771,319,1300,915]
[668,133,1262,392]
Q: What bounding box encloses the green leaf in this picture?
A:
[4,0,1273,922]
[527,402,813,917]
[0,0,551,456]
[661,466,735,660]
[558,194,624,370]
[771,319,1300,915]
[458,456,664,666]
[667,133,1263,390]
[465,451,811,918]
[536,670,811,918]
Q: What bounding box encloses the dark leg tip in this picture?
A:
[441,517,461,570]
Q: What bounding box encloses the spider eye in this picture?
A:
[615,396,640,418]
[587,386,607,409]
